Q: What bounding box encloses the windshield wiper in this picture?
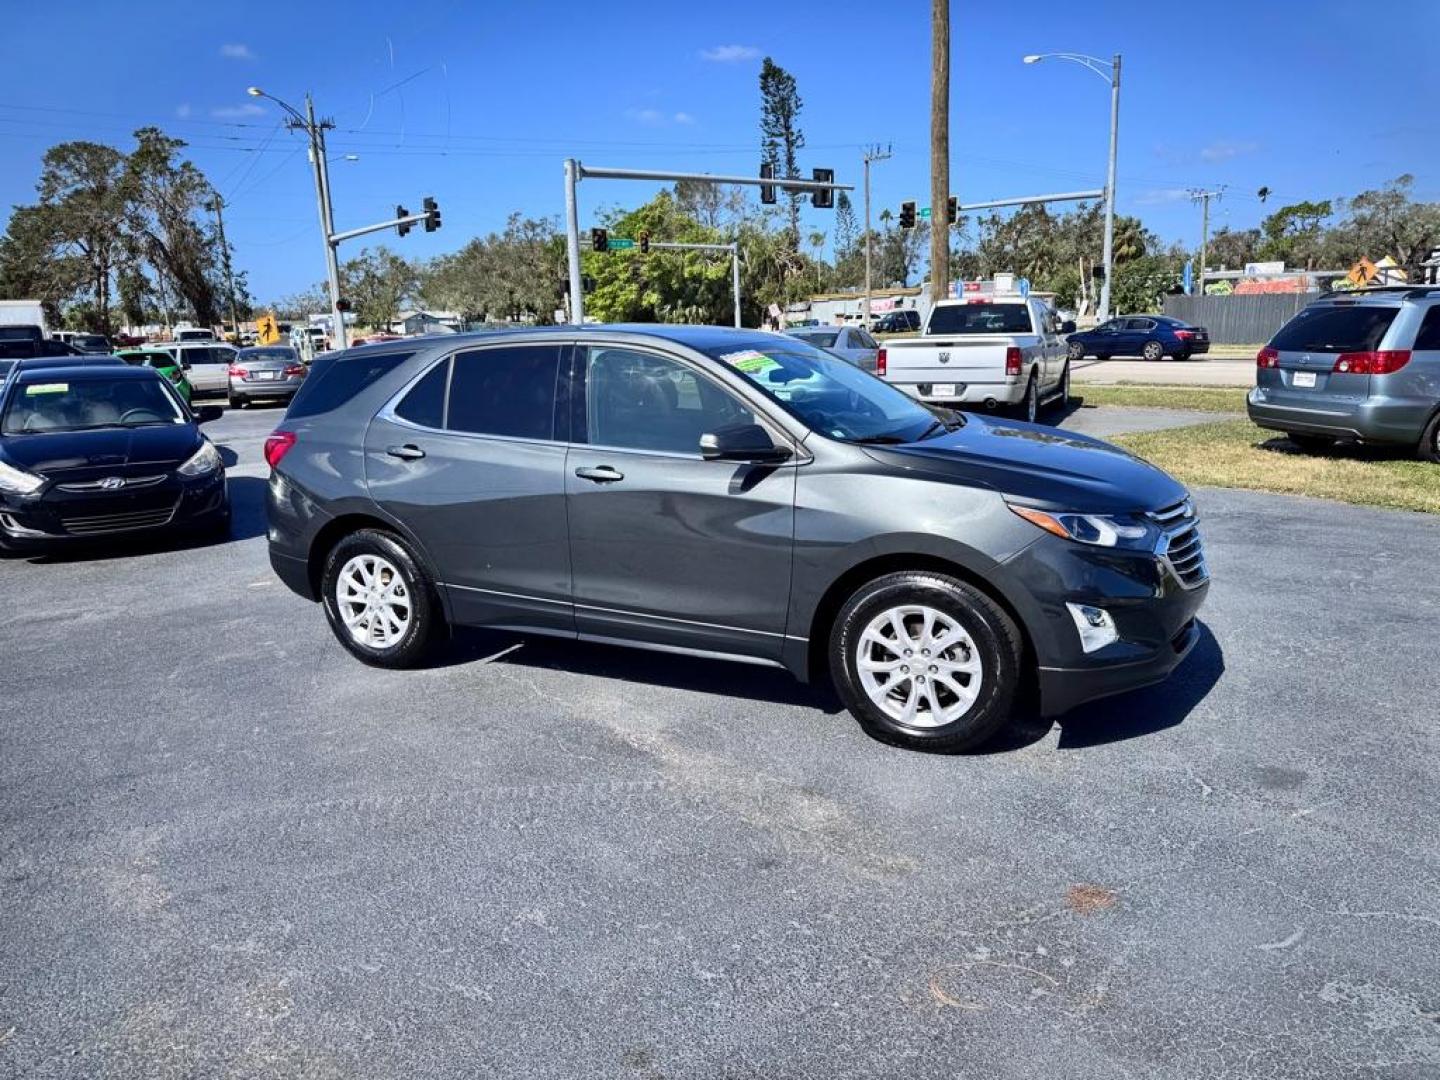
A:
[851,433,910,445]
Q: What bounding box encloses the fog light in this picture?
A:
[1066,602,1118,654]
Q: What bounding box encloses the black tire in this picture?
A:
[1175,349,1192,362]
[1287,433,1334,454]
[1018,372,1039,423]
[320,529,442,668]
[829,572,1023,753]
[228,394,245,409]
[1066,342,1084,361]
[1419,411,1440,464]
[1142,340,1164,361]
[1095,353,1111,362]
[1051,363,1071,411]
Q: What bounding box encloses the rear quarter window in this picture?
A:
[1271,305,1399,353]
[286,351,414,420]
[1412,306,1440,351]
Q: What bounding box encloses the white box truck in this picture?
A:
[0,300,47,337]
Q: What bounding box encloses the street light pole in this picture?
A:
[862,145,891,326]
[1022,52,1121,320]
[247,87,347,348]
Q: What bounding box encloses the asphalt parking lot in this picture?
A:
[3,404,1438,1079]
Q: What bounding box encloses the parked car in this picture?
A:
[877,294,1073,422]
[68,334,112,355]
[874,309,921,334]
[1246,285,1440,461]
[117,348,193,405]
[229,346,307,408]
[1066,315,1209,362]
[158,341,239,398]
[173,327,215,342]
[0,364,228,551]
[264,326,1209,753]
[784,325,880,372]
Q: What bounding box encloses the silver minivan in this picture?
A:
[1247,286,1440,461]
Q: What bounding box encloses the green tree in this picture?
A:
[1257,199,1333,268]
[421,214,565,323]
[32,141,128,332]
[1326,175,1440,271]
[1204,226,1262,271]
[759,57,805,246]
[834,191,858,256]
[339,248,418,330]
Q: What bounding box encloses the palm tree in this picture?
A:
[879,208,894,231]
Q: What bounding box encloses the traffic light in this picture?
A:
[760,162,776,205]
[639,230,650,254]
[423,196,440,232]
[335,298,352,312]
[396,205,412,237]
[811,168,834,209]
[899,201,916,230]
[1092,264,1106,282]
[946,195,958,225]
[591,228,608,253]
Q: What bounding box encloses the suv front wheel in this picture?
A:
[320,529,441,667]
[829,572,1023,752]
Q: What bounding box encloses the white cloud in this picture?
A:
[219,43,255,60]
[1135,188,1192,206]
[1200,139,1259,162]
[175,103,192,119]
[625,107,665,126]
[701,44,760,62]
[673,111,696,125]
[212,103,266,119]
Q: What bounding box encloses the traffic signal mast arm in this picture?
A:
[331,208,433,245]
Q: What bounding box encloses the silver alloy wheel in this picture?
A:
[1143,341,1163,360]
[855,604,983,728]
[1067,342,1083,361]
[335,554,412,649]
[1025,377,1038,422]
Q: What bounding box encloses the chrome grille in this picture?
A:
[55,475,167,492]
[60,504,176,535]
[1158,521,1208,589]
[1148,497,1195,527]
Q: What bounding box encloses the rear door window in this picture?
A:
[287,351,413,419]
[1270,305,1399,353]
[1412,306,1440,351]
[446,345,560,440]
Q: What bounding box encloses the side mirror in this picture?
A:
[195,404,223,424]
[699,423,791,464]
[1060,320,1077,335]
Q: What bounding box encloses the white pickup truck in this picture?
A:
[877,294,1074,422]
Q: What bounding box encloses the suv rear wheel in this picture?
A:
[320,529,441,667]
[829,572,1023,753]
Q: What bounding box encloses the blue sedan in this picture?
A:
[1066,315,1210,361]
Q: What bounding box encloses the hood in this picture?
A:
[860,414,1186,514]
[0,423,202,479]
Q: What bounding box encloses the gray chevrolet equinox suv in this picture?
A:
[1247,285,1440,460]
[265,326,1209,751]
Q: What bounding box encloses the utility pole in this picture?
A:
[862,144,892,326]
[300,95,347,349]
[1190,187,1225,297]
[206,192,240,339]
[929,0,951,304]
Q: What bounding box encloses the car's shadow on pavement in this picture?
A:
[438,626,846,714]
[436,618,1224,748]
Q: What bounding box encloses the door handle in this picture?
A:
[386,444,425,460]
[574,465,624,483]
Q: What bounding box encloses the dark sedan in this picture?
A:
[0,365,229,551]
[1067,315,1210,361]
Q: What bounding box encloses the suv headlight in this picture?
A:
[177,441,222,477]
[0,458,44,496]
[1009,504,1149,548]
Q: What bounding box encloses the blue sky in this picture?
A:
[3,0,1437,300]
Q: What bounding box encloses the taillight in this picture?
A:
[283,364,305,377]
[263,430,297,469]
[1333,350,1411,375]
[1257,346,1279,369]
[1005,346,1022,376]
[1173,329,1195,341]
[229,364,248,378]
[876,347,887,377]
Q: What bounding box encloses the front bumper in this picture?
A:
[0,470,227,549]
[1247,387,1432,445]
[1002,524,1210,717]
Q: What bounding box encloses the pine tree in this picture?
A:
[759,57,805,249]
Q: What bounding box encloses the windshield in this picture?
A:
[241,347,298,363]
[2,377,185,434]
[1270,305,1399,353]
[790,330,840,348]
[927,302,1034,335]
[702,337,953,443]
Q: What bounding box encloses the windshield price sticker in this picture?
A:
[25,383,68,395]
[720,350,782,376]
